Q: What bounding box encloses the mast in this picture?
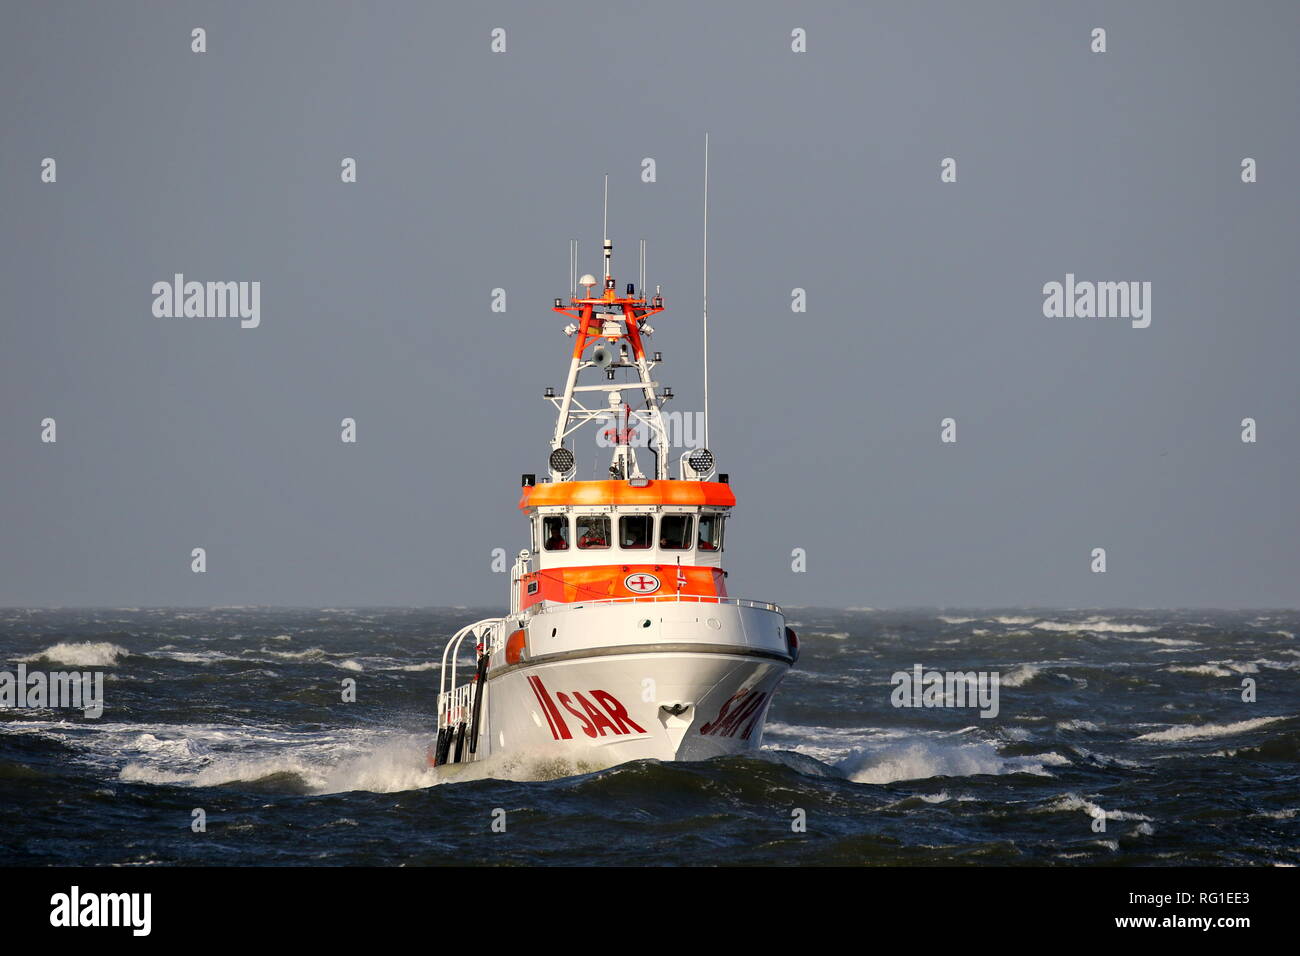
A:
[545,181,671,482]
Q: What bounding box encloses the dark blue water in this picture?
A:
[1,607,1296,865]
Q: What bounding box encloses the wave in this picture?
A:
[837,739,1069,784]
[1033,618,1156,634]
[254,647,329,661]
[118,732,441,795]
[1133,715,1290,743]
[1056,719,1099,732]
[1039,793,1153,822]
[19,642,129,667]
[145,648,242,665]
[1001,663,1042,687]
[1165,662,1258,678]
[1251,808,1298,820]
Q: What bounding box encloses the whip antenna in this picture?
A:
[702,133,710,452]
[602,174,611,279]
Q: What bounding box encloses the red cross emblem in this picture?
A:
[624,572,661,594]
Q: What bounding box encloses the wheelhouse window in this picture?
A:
[576,515,611,549]
[619,515,652,550]
[659,514,693,550]
[697,514,724,552]
[542,515,569,551]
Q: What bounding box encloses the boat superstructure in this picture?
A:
[431,178,797,771]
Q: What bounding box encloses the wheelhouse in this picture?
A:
[514,478,736,610]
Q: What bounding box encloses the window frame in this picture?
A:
[697,513,725,553]
[618,514,653,550]
[658,513,695,551]
[542,514,571,551]
[575,514,612,550]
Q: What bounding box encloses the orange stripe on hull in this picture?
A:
[521,564,728,609]
[520,480,735,510]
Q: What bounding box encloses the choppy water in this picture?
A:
[1,607,1296,865]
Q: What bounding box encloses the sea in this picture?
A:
[1,607,1296,866]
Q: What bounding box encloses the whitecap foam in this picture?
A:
[1033,618,1156,634]
[115,730,443,794]
[1251,808,1298,820]
[255,646,328,661]
[1056,719,1099,732]
[837,739,1069,784]
[1001,663,1042,687]
[1166,662,1258,678]
[1134,715,1290,743]
[19,642,129,667]
[1040,793,1153,822]
[145,648,242,665]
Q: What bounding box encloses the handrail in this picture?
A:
[437,617,502,725]
[529,595,782,614]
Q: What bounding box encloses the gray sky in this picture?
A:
[2,1,1297,608]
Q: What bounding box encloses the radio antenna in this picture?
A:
[602,174,611,279]
[702,133,710,452]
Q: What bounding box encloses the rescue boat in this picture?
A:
[431,174,796,773]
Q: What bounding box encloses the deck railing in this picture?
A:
[437,617,502,732]
[531,595,782,614]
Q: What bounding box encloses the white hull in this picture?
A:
[487,649,788,763]
[434,599,793,771]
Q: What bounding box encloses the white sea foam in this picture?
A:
[1166,662,1258,678]
[1041,793,1153,822]
[145,648,241,665]
[1070,746,1147,770]
[20,642,129,667]
[1001,663,1042,687]
[1134,715,1289,743]
[1056,719,1099,732]
[115,730,443,794]
[255,647,328,661]
[938,616,976,625]
[837,739,1069,784]
[1033,618,1155,634]
[762,721,906,763]
[1251,808,1298,820]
